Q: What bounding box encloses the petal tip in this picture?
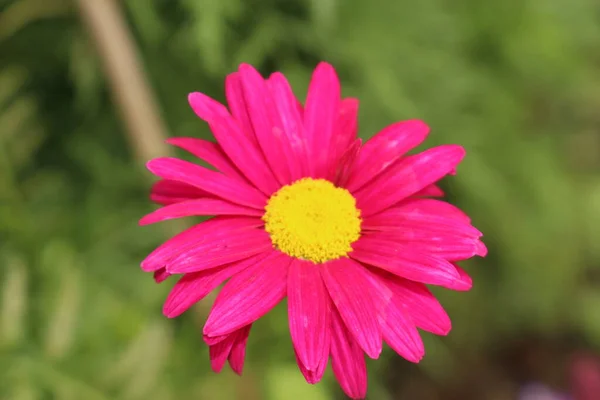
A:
[315,61,336,73]
[238,63,262,78]
[405,119,430,133]
[476,240,488,257]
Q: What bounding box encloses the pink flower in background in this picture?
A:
[140,62,486,399]
[518,383,572,400]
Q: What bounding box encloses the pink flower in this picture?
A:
[141,62,486,399]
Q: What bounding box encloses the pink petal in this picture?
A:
[209,331,237,373]
[354,145,466,217]
[330,310,367,400]
[332,139,362,188]
[346,120,430,192]
[475,240,488,257]
[153,268,170,283]
[163,253,268,318]
[203,333,228,346]
[139,198,263,225]
[304,62,341,178]
[321,258,382,359]
[387,198,471,224]
[413,184,445,198]
[238,64,298,185]
[225,73,258,142]
[364,229,484,262]
[209,324,252,374]
[147,157,266,209]
[228,324,252,375]
[451,263,473,291]
[295,349,328,384]
[331,98,359,164]
[350,236,462,288]
[141,216,264,272]
[296,98,304,117]
[362,202,481,238]
[150,180,206,205]
[188,92,279,195]
[287,259,331,372]
[379,272,451,335]
[166,137,246,181]
[203,251,290,337]
[360,270,424,362]
[166,228,273,274]
[381,299,425,363]
[267,72,310,180]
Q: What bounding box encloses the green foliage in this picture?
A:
[1,0,600,398]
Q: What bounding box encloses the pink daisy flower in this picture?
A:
[140,62,486,399]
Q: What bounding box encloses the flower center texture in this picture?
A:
[263,178,362,264]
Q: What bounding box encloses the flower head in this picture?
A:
[140,62,486,399]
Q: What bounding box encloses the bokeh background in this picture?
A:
[2,0,600,399]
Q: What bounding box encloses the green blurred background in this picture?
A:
[2,0,600,399]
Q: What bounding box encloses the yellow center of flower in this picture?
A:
[263,178,362,264]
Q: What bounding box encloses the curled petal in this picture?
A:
[150,180,206,205]
[209,325,252,374]
[209,332,237,373]
[295,349,328,384]
[153,268,170,283]
[330,310,367,400]
[228,324,252,375]
[412,184,445,198]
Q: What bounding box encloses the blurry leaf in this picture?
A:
[44,265,81,359]
[69,36,102,112]
[0,254,27,348]
[0,0,71,41]
[308,0,337,31]
[0,67,27,109]
[124,0,167,46]
[182,0,241,74]
[584,180,600,260]
[104,319,172,399]
[232,15,285,68]
[577,289,600,349]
